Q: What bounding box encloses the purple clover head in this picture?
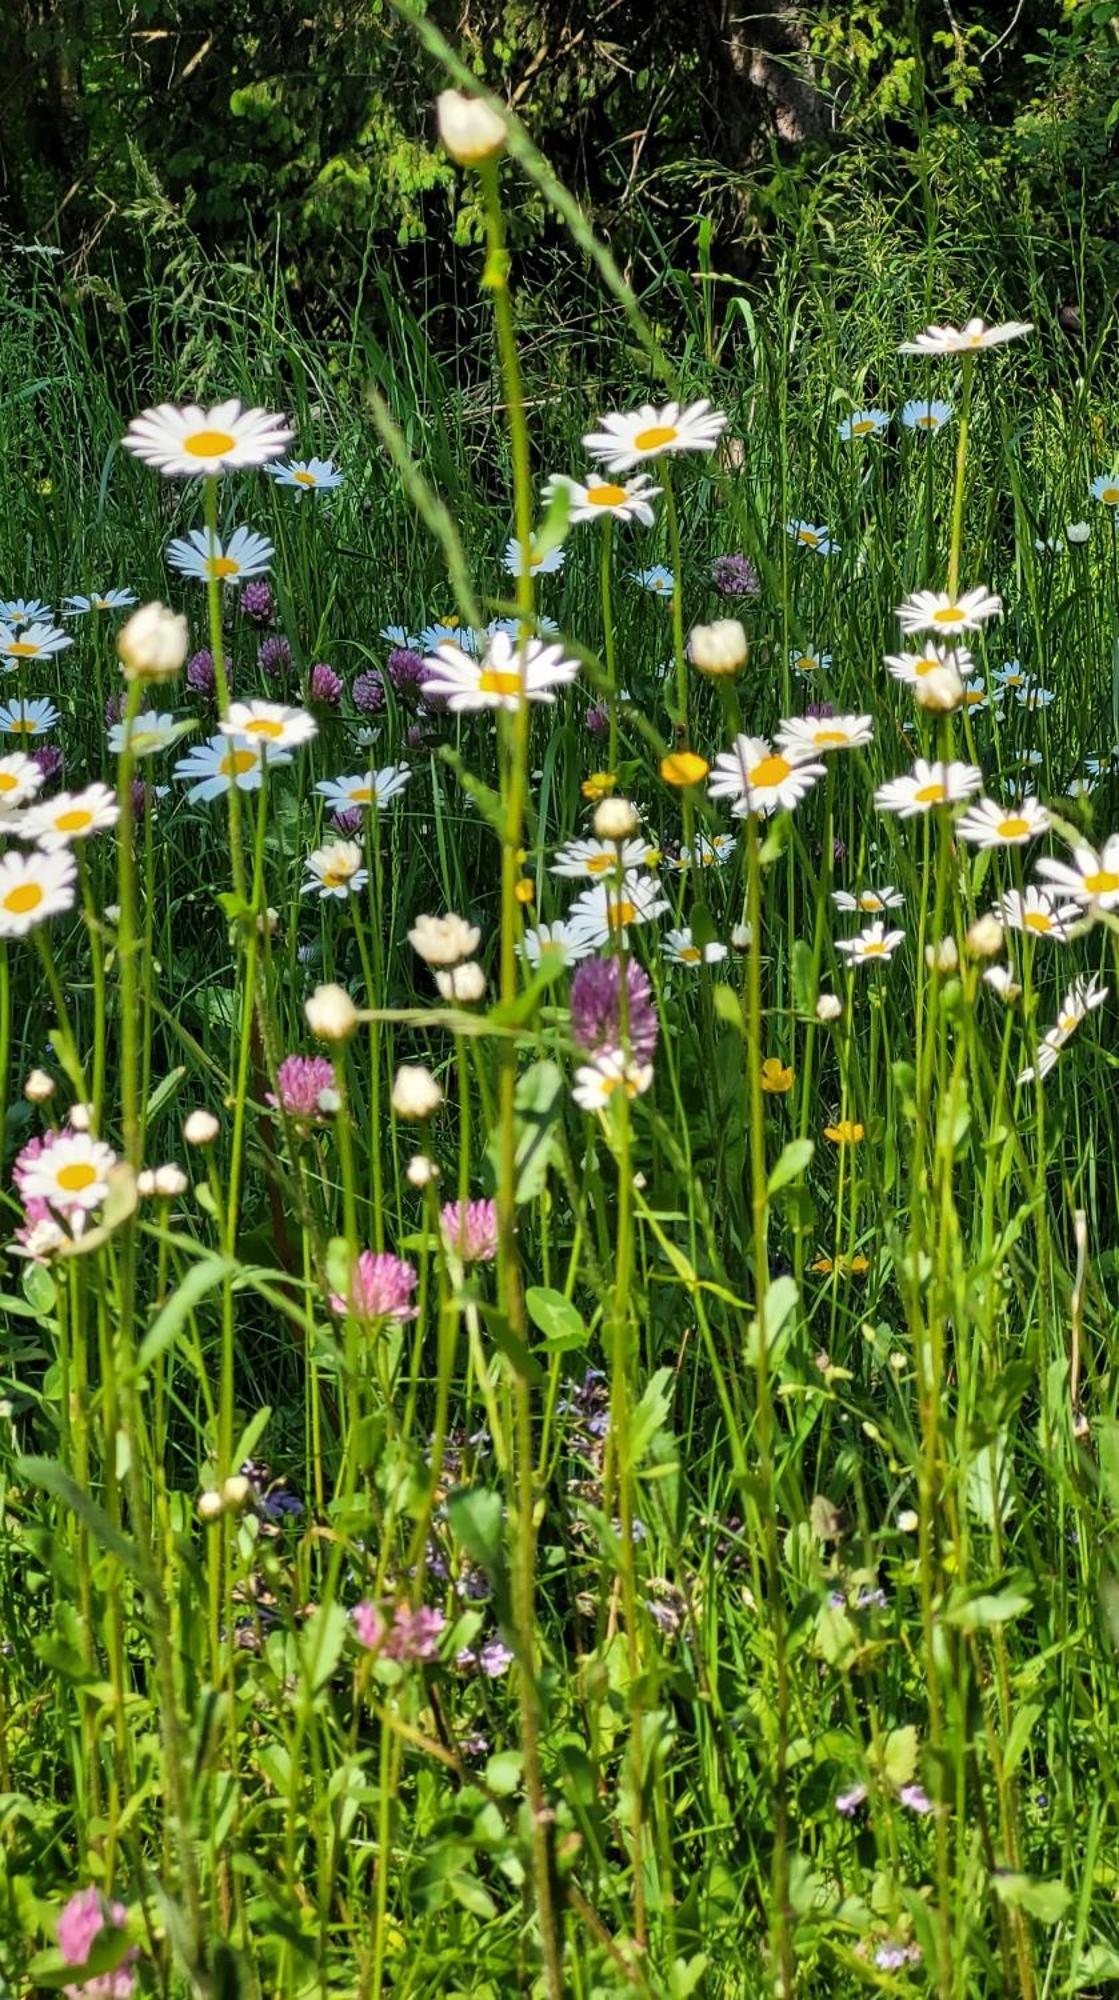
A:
[570,954,658,1064]
[332,807,364,836]
[585,704,609,737]
[32,745,64,785]
[711,553,759,598]
[352,668,386,714]
[186,648,216,696]
[310,661,342,707]
[387,647,429,700]
[58,1887,128,1967]
[268,1054,337,1121]
[440,1198,499,1264]
[330,1250,418,1322]
[240,580,274,623]
[259,635,293,684]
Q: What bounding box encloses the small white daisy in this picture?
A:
[543,472,660,525]
[550,837,655,879]
[19,783,119,851]
[0,621,72,663]
[173,733,288,802]
[107,711,181,758]
[836,408,889,441]
[515,919,595,968]
[1019,974,1108,1083]
[566,872,670,947]
[900,399,953,432]
[503,537,565,579]
[0,753,43,814]
[315,766,411,812]
[874,758,981,816]
[1016,684,1054,712]
[1017,747,1045,769]
[789,647,833,676]
[417,619,479,656]
[572,1050,655,1111]
[381,623,419,648]
[266,456,343,492]
[1085,749,1119,778]
[775,712,873,756]
[671,832,737,870]
[302,840,369,899]
[898,317,1032,355]
[835,922,905,966]
[62,588,137,615]
[955,797,1050,848]
[1036,835,1119,911]
[219,700,317,752]
[0,598,52,629]
[485,614,560,642]
[166,525,274,585]
[630,565,674,595]
[997,887,1079,940]
[960,682,995,712]
[708,735,826,818]
[582,399,727,474]
[19,1129,116,1214]
[984,964,1022,1001]
[422,629,578,712]
[0,698,59,737]
[662,927,728,968]
[1090,474,1119,508]
[885,642,977,686]
[832,887,904,914]
[0,846,76,936]
[896,586,1001,636]
[786,520,838,555]
[123,400,293,478]
[989,660,1031,695]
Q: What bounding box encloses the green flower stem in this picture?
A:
[947,355,975,600]
[600,518,619,769]
[203,473,246,906]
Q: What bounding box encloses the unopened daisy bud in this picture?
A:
[731,922,753,950]
[966,913,1004,958]
[435,961,487,1004]
[117,601,189,684]
[409,912,480,966]
[1066,521,1090,545]
[153,1163,188,1198]
[136,1169,157,1197]
[316,1085,341,1115]
[898,1508,919,1532]
[593,796,640,841]
[197,1489,224,1523]
[913,663,964,712]
[436,88,508,166]
[305,982,359,1042]
[687,617,748,678]
[407,1154,441,1188]
[23,1068,55,1103]
[69,1102,95,1133]
[392,1063,443,1121]
[183,1109,220,1147]
[925,937,959,974]
[816,993,843,1023]
[257,906,279,936]
[222,1473,252,1510]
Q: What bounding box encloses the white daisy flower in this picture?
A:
[789,647,832,675]
[0,698,59,737]
[381,623,419,648]
[0,846,76,936]
[1091,474,1119,508]
[662,927,728,967]
[1017,684,1054,711]
[997,887,1079,940]
[219,700,317,752]
[708,735,826,818]
[0,621,72,663]
[582,399,727,474]
[836,408,889,441]
[302,840,369,899]
[19,1129,116,1214]
[1019,974,1108,1084]
[422,629,578,712]
[900,399,953,432]
[984,964,1022,1001]
[266,456,343,492]
[123,400,293,478]
[515,919,594,968]
[786,520,838,555]
[630,565,674,595]
[107,711,181,758]
[671,832,737,870]
[166,525,274,585]
[989,660,1030,695]
[503,537,565,579]
[898,317,1032,355]
[896,586,1001,635]
[959,682,995,712]
[775,712,874,756]
[550,836,655,879]
[955,796,1050,848]
[832,886,904,914]
[315,766,411,812]
[572,1049,655,1111]
[418,619,479,656]
[173,733,288,802]
[566,871,670,947]
[485,614,560,642]
[1085,749,1119,778]
[0,753,44,814]
[19,783,119,850]
[1066,522,1090,545]
[874,758,981,816]
[0,598,52,629]
[1036,835,1119,911]
[63,589,137,615]
[885,642,977,686]
[835,922,906,966]
[543,472,660,525]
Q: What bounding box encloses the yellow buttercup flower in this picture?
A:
[514,878,535,905]
[760,1058,794,1094]
[824,1120,864,1145]
[660,751,709,788]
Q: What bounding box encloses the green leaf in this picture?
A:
[877,1724,918,1789]
[484,1748,523,1795]
[711,983,744,1033]
[990,1874,1070,1924]
[1071,1944,1119,1988]
[944,1581,1032,1629]
[447,1486,510,1620]
[297,1600,350,1700]
[145,1064,187,1122]
[628,1367,674,1465]
[17,1458,145,1581]
[133,1256,232,1377]
[768,1138,814,1195]
[484,1059,563,1205]
[524,1286,585,1351]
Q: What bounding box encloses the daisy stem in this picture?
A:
[203,473,247,907]
[114,676,146,1166]
[601,518,618,769]
[946,356,974,600]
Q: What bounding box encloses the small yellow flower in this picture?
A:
[581,770,617,801]
[760,1057,794,1094]
[660,750,710,788]
[810,1252,870,1276]
[514,877,535,905]
[824,1119,864,1145]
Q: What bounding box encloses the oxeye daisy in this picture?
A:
[1091,474,1119,508]
[0,698,59,737]
[832,886,904,914]
[315,766,411,812]
[984,964,1022,1001]
[960,682,994,712]
[989,660,1030,695]
[543,472,660,525]
[582,399,727,474]
[123,399,293,477]
[173,733,287,801]
[19,783,119,850]
[63,588,137,615]
[566,871,670,948]
[836,408,889,441]
[1036,835,1119,911]
[515,919,595,968]
[107,710,181,757]
[708,734,826,817]
[896,586,1001,635]
[671,831,737,870]
[1085,749,1119,778]
[0,754,44,814]
[302,840,369,899]
[787,520,838,554]
[898,317,1032,354]
[219,700,317,752]
[789,647,832,676]
[630,565,674,595]
[874,758,981,816]
[166,525,274,585]
[0,621,72,663]
[900,399,953,432]
[776,712,874,756]
[0,598,52,629]
[662,927,728,968]
[885,641,977,686]
[421,629,578,712]
[417,618,479,656]
[0,846,76,936]
[955,797,1050,848]
[550,837,654,879]
[572,1050,654,1111]
[1019,975,1108,1084]
[1017,684,1054,711]
[503,537,565,578]
[19,1128,116,1215]
[266,456,343,492]
[997,887,1079,939]
[835,922,905,966]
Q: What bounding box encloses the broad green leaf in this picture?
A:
[134,1256,232,1376]
[990,1874,1070,1924]
[945,1582,1032,1629]
[628,1367,674,1465]
[484,1059,563,1205]
[768,1138,814,1195]
[525,1286,585,1351]
[878,1724,918,1788]
[18,1457,145,1580]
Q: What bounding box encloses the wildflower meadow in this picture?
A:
[7,31,1119,2000]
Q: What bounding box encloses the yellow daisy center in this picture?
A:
[632,424,678,452]
[55,809,93,833]
[348,786,373,803]
[206,556,240,579]
[916,414,938,428]
[5,641,39,658]
[585,854,614,874]
[1023,912,1052,934]
[797,529,820,546]
[749,754,792,788]
[220,749,257,777]
[932,605,964,625]
[814,729,848,747]
[793,655,818,672]
[478,668,523,697]
[292,470,317,485]
[1059,1014,1080,1033]
[4,881,42,914]
[1084,869,1119,894]
[588,484,626,506]
[851,419,876,435]
[244,718,285,739]
[57,1161,97,1193]
[607,900,636,929]
[914,782,946,803]
[863,942,886,956]
[859,895,883,910]
[323,866,352,889]
[0,773,18,793]
[1101,487,1119,505]
[996,816,1030,840]
[968,332,985,347]
[7,719,38,734]
[679,946,701,963]
[183,428,237,458]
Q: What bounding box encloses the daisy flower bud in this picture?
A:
[1066,520,1090,545]
[392,1064,443,1121]
[731,922,753,951]
[409,912,480,966]
[407,1154,441,1188]
[687,617,748,678]
[305,982,360,1042]
[153,1163,188,1198]
[592,796,640,840]
[222,1473,252,1510]
[966,913,1004,958]
[913,663,964,712]
[117,601,189,683]
[23,1068,54,1103]
[183,1109,220,1147]
[136,1169,157,1197]
[816,993,843,1022]
[436,88,508,165]
[197,1490,224,1522]
[925,937,959,973]
[69,1102,95,1132]
[898,1509,919,1532]
[435,961,487,1004]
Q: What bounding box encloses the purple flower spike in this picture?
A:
[570,954,658,1063]
[440,1198,499,1264]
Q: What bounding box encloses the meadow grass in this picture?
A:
[1,97,1119,2000]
